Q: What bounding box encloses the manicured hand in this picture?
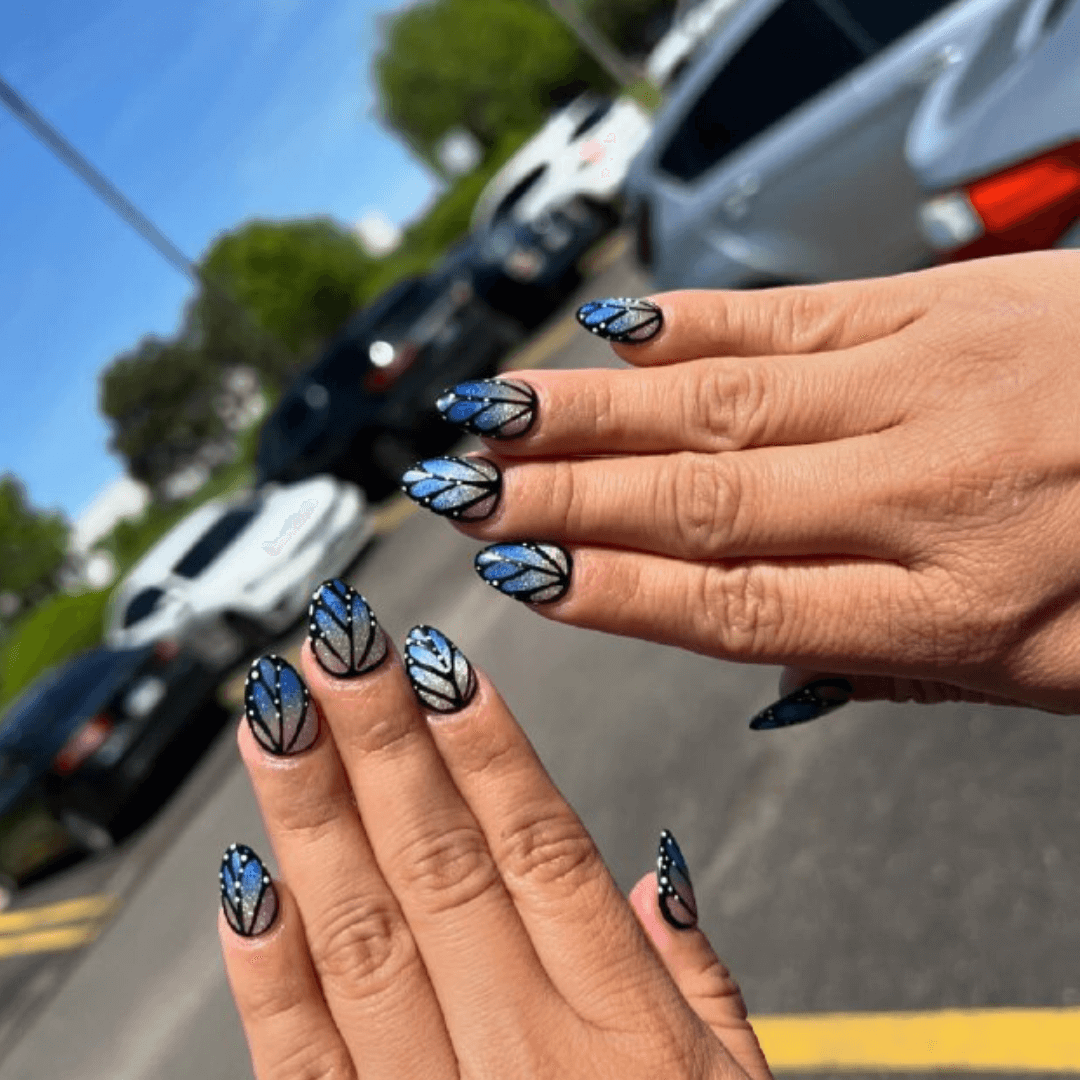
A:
[219,580,772,1079]
[415,251,1080,720]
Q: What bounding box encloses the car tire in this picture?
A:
[60,810,116,854]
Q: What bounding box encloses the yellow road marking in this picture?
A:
[0,894,117,934]
[503,314,578,372]
[754,1007,1080,1072]
[0,922,102,957]
[372,495,419,535]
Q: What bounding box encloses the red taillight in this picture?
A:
[363,342,418,392]
[968,155,1080,232]
[153,638,180,665]
[54,715,114,775]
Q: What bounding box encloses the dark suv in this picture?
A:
[256,269,523,497]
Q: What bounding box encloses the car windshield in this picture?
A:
[0,649,124,751]
[171,503,261,579]
[122,585,165,627]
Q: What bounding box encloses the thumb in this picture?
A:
[748,668,1036,731]
[629,831,772,1080]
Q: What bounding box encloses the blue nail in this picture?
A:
[308,579,389,679]
[748,678,853,731]
[401,456,501,522]
[244,654,318,755]
[220,843,278,937]
[474,542,571,604]
[657,829,698,930]
[435,378,537,439]
[404,625,477,714]
[576,297,662,343]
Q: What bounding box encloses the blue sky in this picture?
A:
[0,0,438,522]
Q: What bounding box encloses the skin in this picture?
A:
[452,250,1080,715]
[221,641,773,1080]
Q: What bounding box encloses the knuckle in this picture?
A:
[549,459,584,532]
[265,1042,356,1080]
[394,822,501,915]
[669,454,741,557]
[688,361,768,448]
[692,563,787,657]
[496,805,602,896]
[270,787,355,848]
[309,892,416,995]
[342,709,427,760]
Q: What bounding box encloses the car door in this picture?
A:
[655,0,1003,282]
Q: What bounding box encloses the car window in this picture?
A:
[492,166,548,220]
[171,504,260,579]
[123,586,164,627]
[569,97,614,141]
[826,0,958,49]
[659,0,866,182]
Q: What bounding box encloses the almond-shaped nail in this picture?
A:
[658,829,697,930]
[244,654,318,755]
[748,677,853,731]
[401,456,501,521]
[576,297,662,343]
[404,625,477,714]
[435,378,537,439]
[220,843,278,937]
[474,541,571,604]
[308,579,389,678]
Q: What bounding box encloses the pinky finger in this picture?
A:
[218,849,356,1080]
[628,833,772,1080]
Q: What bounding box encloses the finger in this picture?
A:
[218,861,357,1080]
[441,343,907,460]
[239,649,456,1077]
[587,278,933,367]
[628,847,771,1080]
[478,545,936,672]
[301,625,560,1061]
[455,441,910,563]
[422,665,679,1026]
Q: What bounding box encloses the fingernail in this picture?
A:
[220,843,279,937]
[308,579,389,679]
[474,542,571,604]
[244,654,318,755]
[576,297,662,344]
[404,625,477,714]
[435,378,537,439]
[401,456,501,521]
[658,829,697,930]
[748,677,853,731]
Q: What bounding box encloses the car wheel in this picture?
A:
[60,810,116,854]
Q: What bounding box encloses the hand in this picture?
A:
[415,251,1080,719]
[219,581,772,1079]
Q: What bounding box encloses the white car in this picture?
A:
[470,92,654,230]
[106,475,374,669]
[645,0,746,88]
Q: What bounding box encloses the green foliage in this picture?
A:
[198,218,374,363]
[375,0,612,166]
[0,590,111,708]
[0,475,69,608]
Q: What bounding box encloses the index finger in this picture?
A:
[589,277,933,367]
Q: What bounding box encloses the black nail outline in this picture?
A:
[404,625,477,714]
[748,677,853,731]
[400,456,502,522]
[435,378,538,440]
[244,654,319,755]
[473,541,572,604]
[576,297,663,344]
[220,843,279,937]
[658,828,698,930]
[308,578,389,679]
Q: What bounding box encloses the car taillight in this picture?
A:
[363,342,418,392]
[153,638,181,665]
[634,200,653,269]
[53,715,114,775]
[919,141,1080,261]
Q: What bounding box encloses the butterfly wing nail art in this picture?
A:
[220,843,278,937]
[308,579,389,678]
[401,457,501,521]
[435,379,537,439]
[657,829,698,930]
[474,542,572,604]
[404,625,477,714]
[576,297,662,343]
[244,655,319,755]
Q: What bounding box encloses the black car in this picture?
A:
[255,267,524,498]
[0,642,221,878]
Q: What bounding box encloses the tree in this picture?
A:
[99,336,228,493]
[0,475,69,610]
[196,218,375,370]
[375,0,613,168]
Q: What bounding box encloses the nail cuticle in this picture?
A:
[244,654,319,756]
[474,541,572,604]
[308,578,389,680]
[220,842,279,938]
[401,456,502,522]
[657,829,698,931]
[576,297,663,344]
[748,677,853,731]
[435,378,537,439]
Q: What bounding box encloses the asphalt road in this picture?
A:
[3,240,1080,1079]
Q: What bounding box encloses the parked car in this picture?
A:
[0,642,220,870]
[471,92,654,231]
[645,0,746,89]
[107,475,373,670]
[255,269,523,497]
[626,0,1079,292]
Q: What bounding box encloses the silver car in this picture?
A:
[626,0,1080,290]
